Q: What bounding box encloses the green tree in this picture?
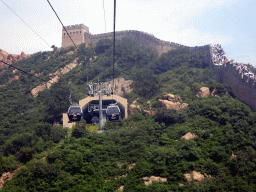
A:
[132,69,161,98]
[95,39,112,54]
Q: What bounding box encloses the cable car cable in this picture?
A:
[0,0,51,48]
[112,0,116,93]
[46,0,79,50]
[0,60,67,90]
[0,60,50,84]
[103,0,107,33]
[1,59,79,121]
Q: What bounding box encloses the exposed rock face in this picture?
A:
[159,93,188,110]
[113,77,133,96]
[184,171,211,183]
[31,58,79,97]
[162,93,182,102]
[143,176,167,186]
[0,167,21,189]
[180,132,197,140]
[127,163,136,170]
[197,87,210,97]
[158,99,181,110]
[128,104,141,115]
[0,50,27,70]
[31,83,47,97]
[117,185,124,191]
[231,152,237,159]
[144,102,155,116]
[0,75,20,87]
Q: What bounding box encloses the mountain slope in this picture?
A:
[1,38,256,191]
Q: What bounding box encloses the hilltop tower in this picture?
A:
[61,24,89,48]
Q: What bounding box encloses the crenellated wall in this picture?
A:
[61,25,256,110]
[84,30,191,55]
[62,24,212,55]
[211,55,256,111]
[62,24,89,48]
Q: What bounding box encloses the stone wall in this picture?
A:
[61,24,213,55]
[213,62,256,110]
[84,30,213,55]
[209,44,256,111]
[85,30,189,55]
[62,24,88,48]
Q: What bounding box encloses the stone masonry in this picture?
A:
[61,24,210,55]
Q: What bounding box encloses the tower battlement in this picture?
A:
[61,24,89,48]
[61,24,191,54]
[61,24,209,55]
[62,24,89,31]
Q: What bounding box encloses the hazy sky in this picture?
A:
[0,0,255,65]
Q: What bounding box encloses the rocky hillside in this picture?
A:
[1,38,256,191]
[0,49,27,70]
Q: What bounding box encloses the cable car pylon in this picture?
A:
[87,80,113,130]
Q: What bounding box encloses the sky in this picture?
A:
[0,0,255,66]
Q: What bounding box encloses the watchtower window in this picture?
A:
[73,32,75,34]
[80,31,81,33]
[64,33,65,35]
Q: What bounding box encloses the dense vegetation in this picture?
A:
[1,38,256,191]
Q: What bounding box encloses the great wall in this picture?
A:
[62,24,256,111]
[212,60,256,111]
[61,24,207,55]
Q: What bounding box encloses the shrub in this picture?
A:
[16,146,34,163]
[30,161,58,179]
[155,108,187,125]
[0,155,22,175]
[3,132,33,156]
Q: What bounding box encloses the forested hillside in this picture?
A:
[1,38,256,191]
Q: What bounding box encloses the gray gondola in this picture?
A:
[106,105,121,122]
[68,104,83,122]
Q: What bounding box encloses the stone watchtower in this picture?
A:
[61,24,89,48]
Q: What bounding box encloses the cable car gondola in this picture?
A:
[106,105,121,122]
[68,104,83,122]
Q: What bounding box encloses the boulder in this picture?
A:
[144,109,155,116]
[167,94,182,102]
[180,132,197,140]
[117,185,124,191]
[129,104,141,115]
[143,176,167,186]
[181,103,189,109]
[192,171,205,182]
[127,163,136,170]
[161,93,182,102]
[158,99,188,111]
[184,171,211,183]
[161,92,168,100]
[197,87,210,97]
[113,77,133,96]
